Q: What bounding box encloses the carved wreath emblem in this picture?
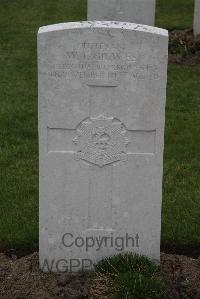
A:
[73,115,129,167]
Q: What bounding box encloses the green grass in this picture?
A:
[0,1,199,252]
[162,65,200,249]
[94,253,168,299]
[156,0,194,30]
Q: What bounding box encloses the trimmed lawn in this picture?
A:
[162,65,200,249]
[0,0,199,251]
[156,0,194,30]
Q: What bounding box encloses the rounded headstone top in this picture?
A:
[38,21,168,37]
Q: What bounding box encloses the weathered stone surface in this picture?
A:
[194,0,200,36]
[87,0,156,26]
[38,21,168,272]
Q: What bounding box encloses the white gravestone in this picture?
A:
[38,21,168,272]
[194,0,200,36]
[87,0,156,26]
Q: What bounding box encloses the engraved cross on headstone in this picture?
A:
[47,82,156,231]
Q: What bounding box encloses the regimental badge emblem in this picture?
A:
[73,115,129,167]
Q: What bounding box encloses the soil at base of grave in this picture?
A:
[0,252,200,299]
[169,29,200,66]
